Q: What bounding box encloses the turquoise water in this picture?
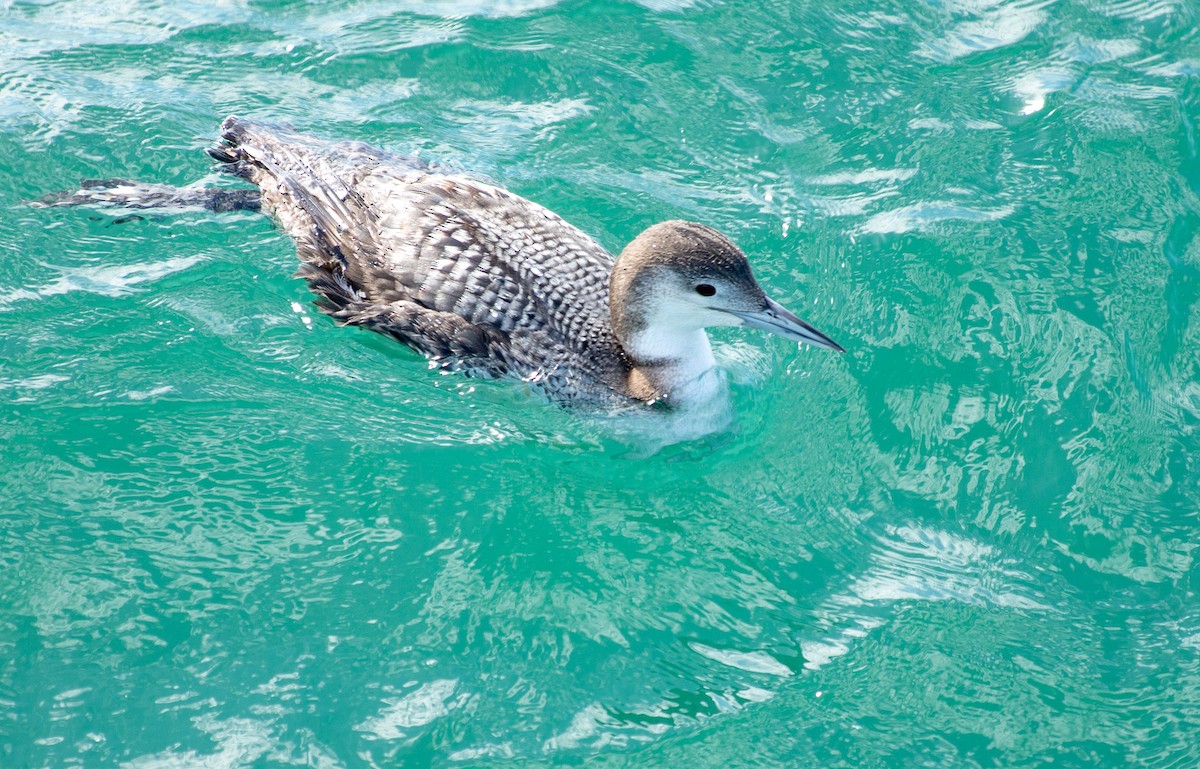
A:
[2,0,1199,766]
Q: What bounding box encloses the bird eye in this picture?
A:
[695,283,716,297]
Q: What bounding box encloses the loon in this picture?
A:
[44,117,844,405]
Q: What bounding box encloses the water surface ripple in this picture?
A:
[2,0,1199,767]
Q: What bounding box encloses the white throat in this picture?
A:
[627,326,720,399]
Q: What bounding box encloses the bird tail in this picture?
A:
[202,115,370,250]
[35,116,417,215]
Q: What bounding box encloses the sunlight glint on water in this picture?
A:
[2,0,1199,767]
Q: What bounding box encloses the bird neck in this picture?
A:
[609,242,720,402]
[623,327,719,403]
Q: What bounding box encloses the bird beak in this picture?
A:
[730,297,845,352]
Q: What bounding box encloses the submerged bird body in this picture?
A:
[47,117,843,405]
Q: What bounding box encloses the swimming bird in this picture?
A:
[44,117,844,406]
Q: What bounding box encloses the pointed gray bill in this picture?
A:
[730,297,846,352]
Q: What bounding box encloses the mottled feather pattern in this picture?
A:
[209,117,633,403]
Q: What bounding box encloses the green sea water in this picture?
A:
[2,0,1200,766]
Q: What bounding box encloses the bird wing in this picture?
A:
[208,117,629,395]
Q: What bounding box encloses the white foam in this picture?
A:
[690,642,793,677]
[860,202,1014,234]
[356,679,462,740]
[0,255,205,311]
